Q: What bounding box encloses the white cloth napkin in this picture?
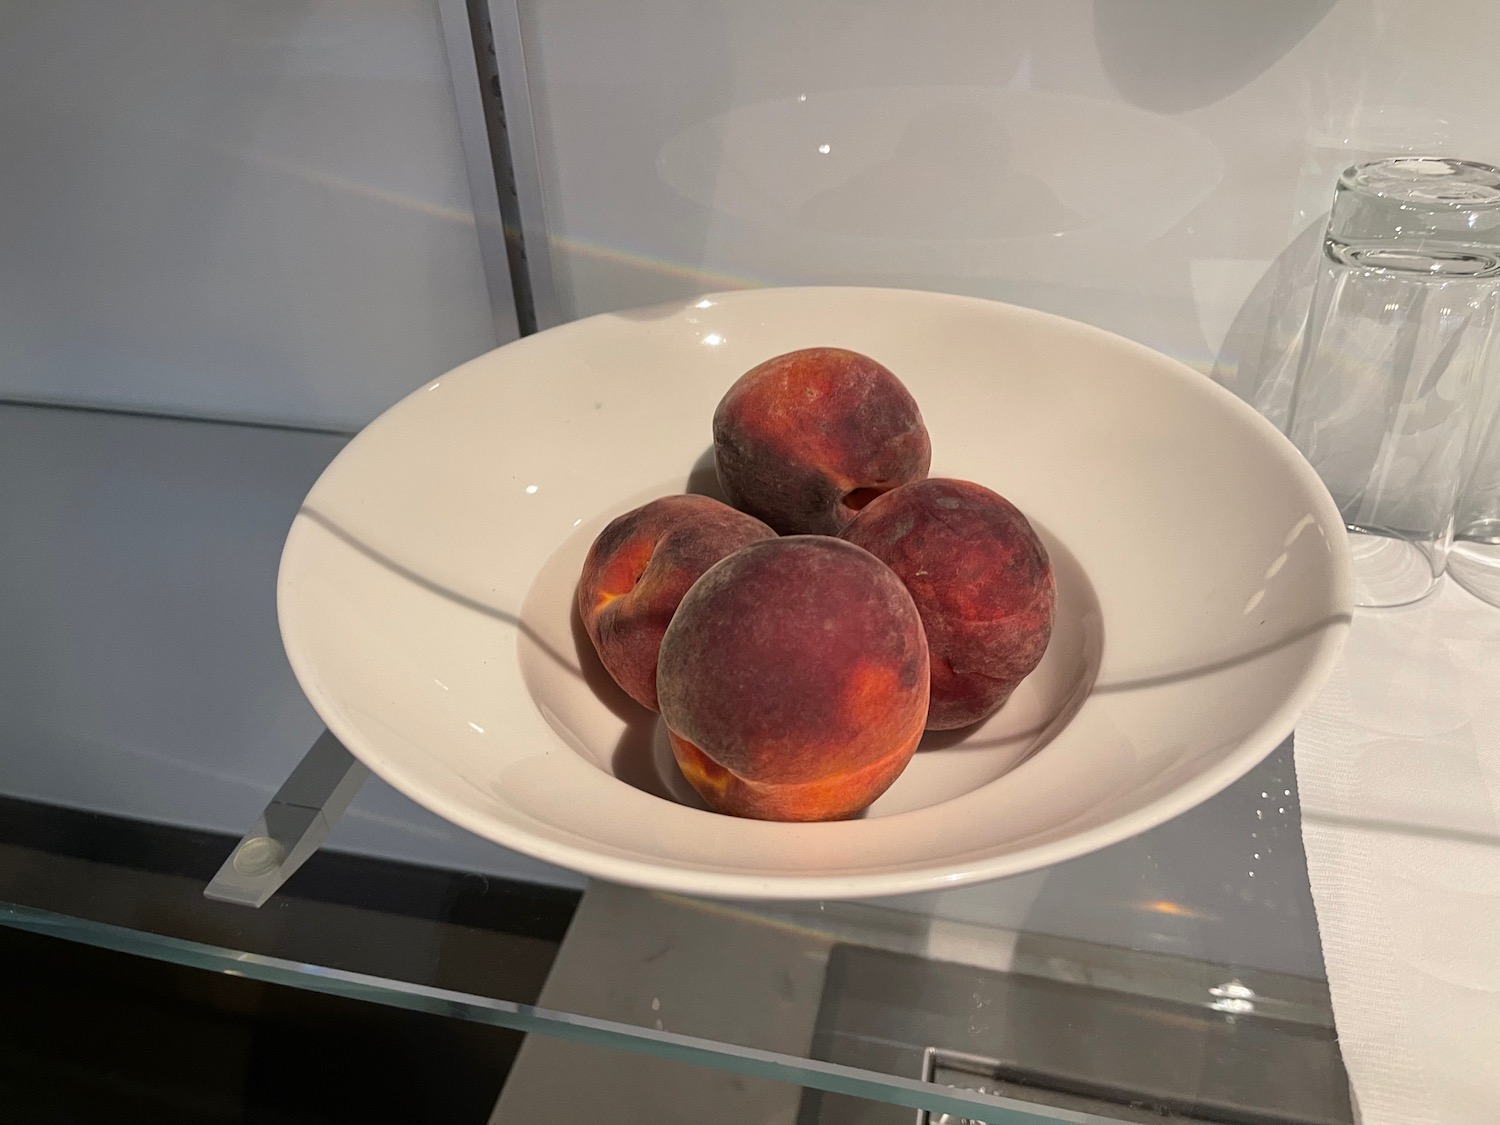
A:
[1295,579,1500,1124]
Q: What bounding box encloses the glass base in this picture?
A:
[1347,529,1442,608]
[1448,541,1500,609]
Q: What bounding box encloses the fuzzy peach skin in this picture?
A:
[656,536,929,821]
[712,347,931,536]
[578,494,775,711]
[841,478,1054,730]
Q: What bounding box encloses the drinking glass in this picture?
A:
[1286,158,1500,607]
[1450,383,1500,606]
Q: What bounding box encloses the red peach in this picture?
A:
[656,536,929,821]
[713,348,931,536]
[578,494,775,711]
[841,478,1054,730]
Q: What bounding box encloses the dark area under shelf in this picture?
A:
[0,795,583,1124]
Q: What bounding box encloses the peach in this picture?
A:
[578,494,774,711]
[713,348,931,536]
[841,478,1054,730]
[656,536,929,821]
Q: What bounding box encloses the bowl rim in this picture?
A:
[278,285,1353,899]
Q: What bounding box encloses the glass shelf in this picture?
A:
[0,399,1352,1123]
[0,769,1349,1125]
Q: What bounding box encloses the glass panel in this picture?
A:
[0,1,500,429]
[0,0,529,884]
[0,733,1352,1122]
[0,904,1253,1124]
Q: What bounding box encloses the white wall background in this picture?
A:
[0,0,499,430]
[519,0,1500,426]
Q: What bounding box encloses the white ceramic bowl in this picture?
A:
[278,287,1351,899]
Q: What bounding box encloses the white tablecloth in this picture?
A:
[1296,579,1500,1124]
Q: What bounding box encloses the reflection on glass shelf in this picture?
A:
[0,401,580,889]
[656,87,1220,266]
[804,945,1348,1124]
[492,882,1348,1125]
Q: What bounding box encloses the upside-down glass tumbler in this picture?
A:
[1286,158,1500,607]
